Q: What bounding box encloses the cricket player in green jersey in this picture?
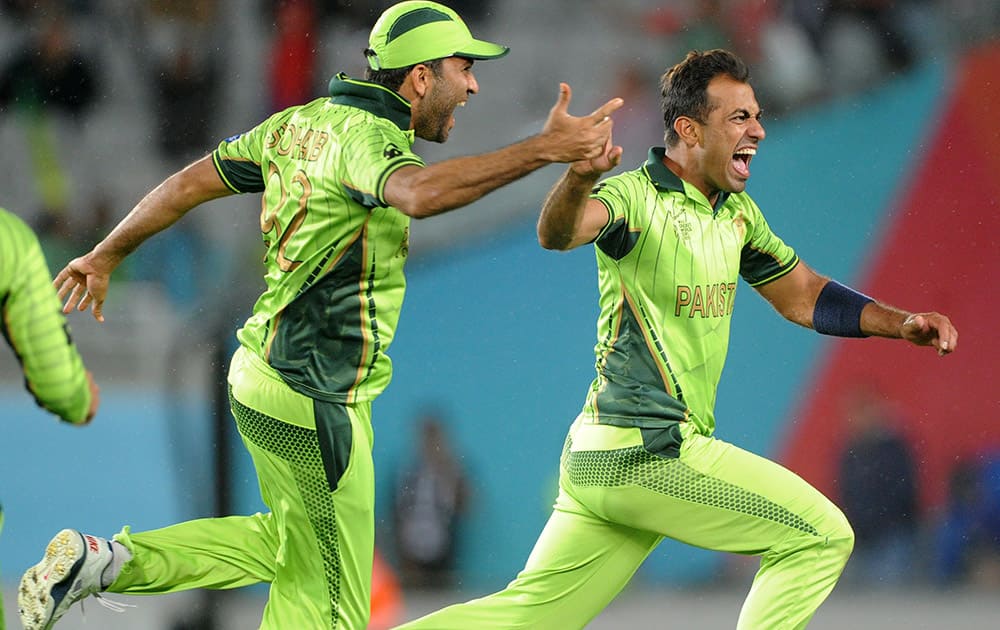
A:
[1,208,99,630]
[395,50,959,630]
[17,2,623,629]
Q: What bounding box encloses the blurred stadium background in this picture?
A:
[2,0,999,628]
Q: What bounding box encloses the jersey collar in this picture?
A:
[327,73,412,131]
[641,147,731,213]
[642,147,684,193]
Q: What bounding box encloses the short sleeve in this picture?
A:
[737,197,799,286]
[213,116,275,193]
[337,120,424,208]
[591,175,637,260]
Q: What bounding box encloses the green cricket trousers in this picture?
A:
[108,346,376,629]
[396,416,854,629]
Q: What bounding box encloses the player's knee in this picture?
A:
[780,513,854,575]
[818,509,855,574]
[829,519,855,564]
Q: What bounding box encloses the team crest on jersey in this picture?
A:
[732,210,747,242]
[383,143,403,160]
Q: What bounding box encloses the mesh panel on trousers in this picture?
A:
[230,392,343,628]
[565,442,819,536]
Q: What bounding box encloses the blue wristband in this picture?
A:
[812,280,873,337]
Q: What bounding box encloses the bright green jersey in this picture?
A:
[584,148,798,435]
[0,208,91,423]
[213,74,424,404]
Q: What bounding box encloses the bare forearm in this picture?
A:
[538,168,599,250]
[91,157,230,268]
[92,181,190,267]
[397,136,554,218]
[859,301,910,338]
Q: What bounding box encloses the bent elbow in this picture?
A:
[394,187,447,220]
[537,235,558,250]
[397,203,437,220]
[537,231,570,251]
[394,202,423,219]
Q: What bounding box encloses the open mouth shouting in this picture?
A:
[448,99,467,131]
[732,146,756,179]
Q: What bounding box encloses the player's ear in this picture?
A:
[409,63,433,98]
[675,116,700,147]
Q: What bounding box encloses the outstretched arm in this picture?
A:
[755,262,958,356]
[384,83,623,218]
[55,155,234,321]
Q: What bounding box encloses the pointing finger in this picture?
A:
[589,97,625,122]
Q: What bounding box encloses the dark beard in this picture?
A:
[418,90,453,143]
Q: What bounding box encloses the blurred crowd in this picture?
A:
[0,0,224,310]
[1,0,997,313]
[835,384,1000,591]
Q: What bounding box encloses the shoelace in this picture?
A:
[79,592,136,619]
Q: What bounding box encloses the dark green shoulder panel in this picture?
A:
[213,152,265,193]
[740,250,799,287]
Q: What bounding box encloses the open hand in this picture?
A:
[540,83,623,163]
[54,255,111,322]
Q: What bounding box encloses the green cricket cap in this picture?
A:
[366,1,509,70]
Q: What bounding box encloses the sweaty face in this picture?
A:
[693,75,765,199]
[416,57,478,143]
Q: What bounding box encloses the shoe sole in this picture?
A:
[18,529,85,630]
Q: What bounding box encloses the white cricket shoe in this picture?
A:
[18,529,115,630]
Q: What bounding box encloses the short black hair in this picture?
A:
[660,49,750,147]
[363,51,444,91]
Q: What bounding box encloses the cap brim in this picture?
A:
[454,39,509,61]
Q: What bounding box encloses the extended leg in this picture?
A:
[395,481,659,630]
